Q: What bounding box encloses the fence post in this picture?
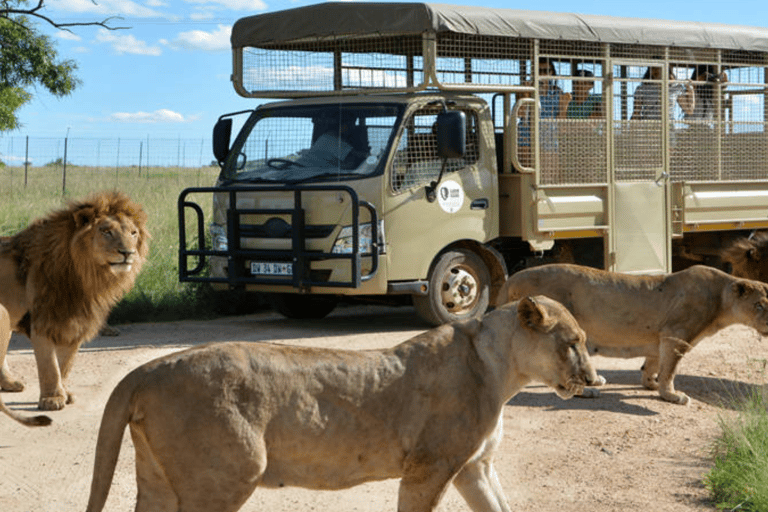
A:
[116,137,120,183]
[24,135,29,187]
[62,136,68,195]
[138,140,143,177]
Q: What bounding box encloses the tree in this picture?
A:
[0,0,125,131]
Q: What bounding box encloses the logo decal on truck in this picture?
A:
[437,180,464,213]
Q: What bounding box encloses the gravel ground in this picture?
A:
[1,304,765,511]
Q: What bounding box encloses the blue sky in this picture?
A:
[14,0,768,142]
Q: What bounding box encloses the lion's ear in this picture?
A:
[733,280,757,298]
[518,296,547,331]
[748,247,761,263]
[72,206,96,228]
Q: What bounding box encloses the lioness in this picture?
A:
[496,264,768,404]
[85,297,598,512]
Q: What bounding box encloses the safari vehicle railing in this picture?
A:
[178,185,378,290]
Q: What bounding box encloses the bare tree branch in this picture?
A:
[1,0,129,31]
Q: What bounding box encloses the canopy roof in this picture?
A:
[232,2,768,52]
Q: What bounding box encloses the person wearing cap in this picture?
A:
[685,65,728,124]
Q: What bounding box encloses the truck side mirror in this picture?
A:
[436,110,466,159]
[213,118,233,165]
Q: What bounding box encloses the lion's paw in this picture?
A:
[0,378,25,392]
[39,395,68,411]
[661,391,690,405]
[642,376,659,390]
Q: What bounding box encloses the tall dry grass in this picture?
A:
[0,163,226,322]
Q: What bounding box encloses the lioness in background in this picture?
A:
[85,297,598,512]
[496,264,768,404]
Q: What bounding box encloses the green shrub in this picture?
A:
[705,389,768,511]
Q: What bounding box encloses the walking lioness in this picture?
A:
[85,297,597,512]
[496,264,768,404]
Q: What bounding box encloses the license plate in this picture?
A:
[251,261,293,276]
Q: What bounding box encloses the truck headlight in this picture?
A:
[332,221,385,255]
[210,224,228,252]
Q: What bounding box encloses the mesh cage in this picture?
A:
[236,24,768,187]
[239,36,427,96]
[433,34,531,88]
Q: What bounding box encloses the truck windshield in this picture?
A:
[223,104,403,184]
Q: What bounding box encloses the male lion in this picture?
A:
[496,263,768,404]
[85,297,598,512]
[0,191,149,419]
[721,231,768,282]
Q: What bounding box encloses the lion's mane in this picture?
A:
[721,231,768,282]
[7,191,149,347]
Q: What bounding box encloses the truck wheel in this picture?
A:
[413,249,491,326]
[269,294,338,319]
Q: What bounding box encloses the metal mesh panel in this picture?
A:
[434,34,531,87]
[240,36,426,95]
[670,66,766,181]
[391,107,480,193]
[518,54,608,185]
[557,119,608,183]
[614,120,663,181]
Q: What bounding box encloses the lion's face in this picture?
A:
[516,296,598,399]
[722,233,768,283]
[67,193,149,283]
[728,280,768,336]
[89,215,142,275]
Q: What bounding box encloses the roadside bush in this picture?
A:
[705,389,768,511]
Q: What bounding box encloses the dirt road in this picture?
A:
[1,304,765,511]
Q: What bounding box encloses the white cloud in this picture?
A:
[95,28,162,56]
[56,30,82,41]
[109,109,193,123]
[163,24,231,52]
[51,0,164,17]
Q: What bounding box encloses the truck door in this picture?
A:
[610,62,672,274]
[383,104,498,318]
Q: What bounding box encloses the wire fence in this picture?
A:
[1,136,213,170]
[0,136,216,195]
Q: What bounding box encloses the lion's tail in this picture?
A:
[85,373,136,512]
[0,395,52,427]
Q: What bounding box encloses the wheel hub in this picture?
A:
[441,268,478,313]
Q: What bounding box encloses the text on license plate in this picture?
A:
[251,261,293,276]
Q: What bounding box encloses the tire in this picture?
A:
[269,294,338,320]
[413,249,491,326]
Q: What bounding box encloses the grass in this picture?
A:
[0,163,260,323]
[705,387,768,511]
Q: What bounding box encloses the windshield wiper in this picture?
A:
[286,172,361,185]
[219,176,277,186]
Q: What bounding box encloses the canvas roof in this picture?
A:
[231,2,768,53]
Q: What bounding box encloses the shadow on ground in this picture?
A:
[507,369,763,415]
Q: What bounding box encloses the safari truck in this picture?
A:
[178,2,768,325]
